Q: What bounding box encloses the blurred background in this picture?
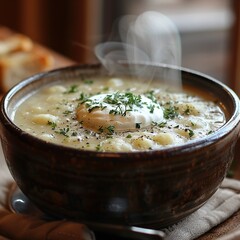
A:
[0,0,239,93]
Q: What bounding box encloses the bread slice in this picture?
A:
[0,28,55,92]
[0,33,33,55]
[0,49,54,91]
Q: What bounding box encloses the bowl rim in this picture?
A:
[1,63,240,158]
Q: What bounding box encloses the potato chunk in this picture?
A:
[152,133,174,145]
[131,136,154,150]
[32,114,58,125]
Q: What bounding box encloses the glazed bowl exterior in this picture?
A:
[0,64,240,228]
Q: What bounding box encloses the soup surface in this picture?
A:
[13,76,226,152]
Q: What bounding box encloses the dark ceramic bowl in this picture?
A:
[0,63,240,228]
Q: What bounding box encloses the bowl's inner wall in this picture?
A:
[5,64,237,123]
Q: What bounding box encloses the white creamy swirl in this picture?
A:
[76,92,163,133]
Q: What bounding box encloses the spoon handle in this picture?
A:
[88,222,165,240]
[9,184,166,240]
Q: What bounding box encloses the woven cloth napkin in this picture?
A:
[1,148,240,240]
[163,178,240,240]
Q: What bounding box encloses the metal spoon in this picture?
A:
[8,184,165,240]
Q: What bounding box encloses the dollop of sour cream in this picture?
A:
[76,92,163,133]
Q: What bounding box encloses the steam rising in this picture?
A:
[95,11,182,88]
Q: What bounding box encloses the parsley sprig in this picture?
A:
[98,125,115,135]
[185,128,194,138]
[144,90,157,103]
[103,92,142,116]
[64,85,78,94]
[164,105,179,119]
[80,92,147,116]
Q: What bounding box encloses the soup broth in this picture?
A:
[13,76,226,152]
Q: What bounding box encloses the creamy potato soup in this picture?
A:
[13,76,226,152]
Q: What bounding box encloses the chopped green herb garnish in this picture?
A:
[207,130,214,135]
[104,92,142,116]
[152,121,167,128]
[47,121,57,130]
[86,102,107,113]
[63,110,72,116]
[158,122,167,128]
[164,106,179,119]
[78,92,91,102]
[107,125,115,135]
[80,92,157,117]
[64,85,78,94]
[185,128,194,137]
[144,90,157,103]
[126,134,132,138]
[56,127,70,137]
[190,121,196,127]
[148,104,155,113]
[96,144,101,151]
[184,106,191,115]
